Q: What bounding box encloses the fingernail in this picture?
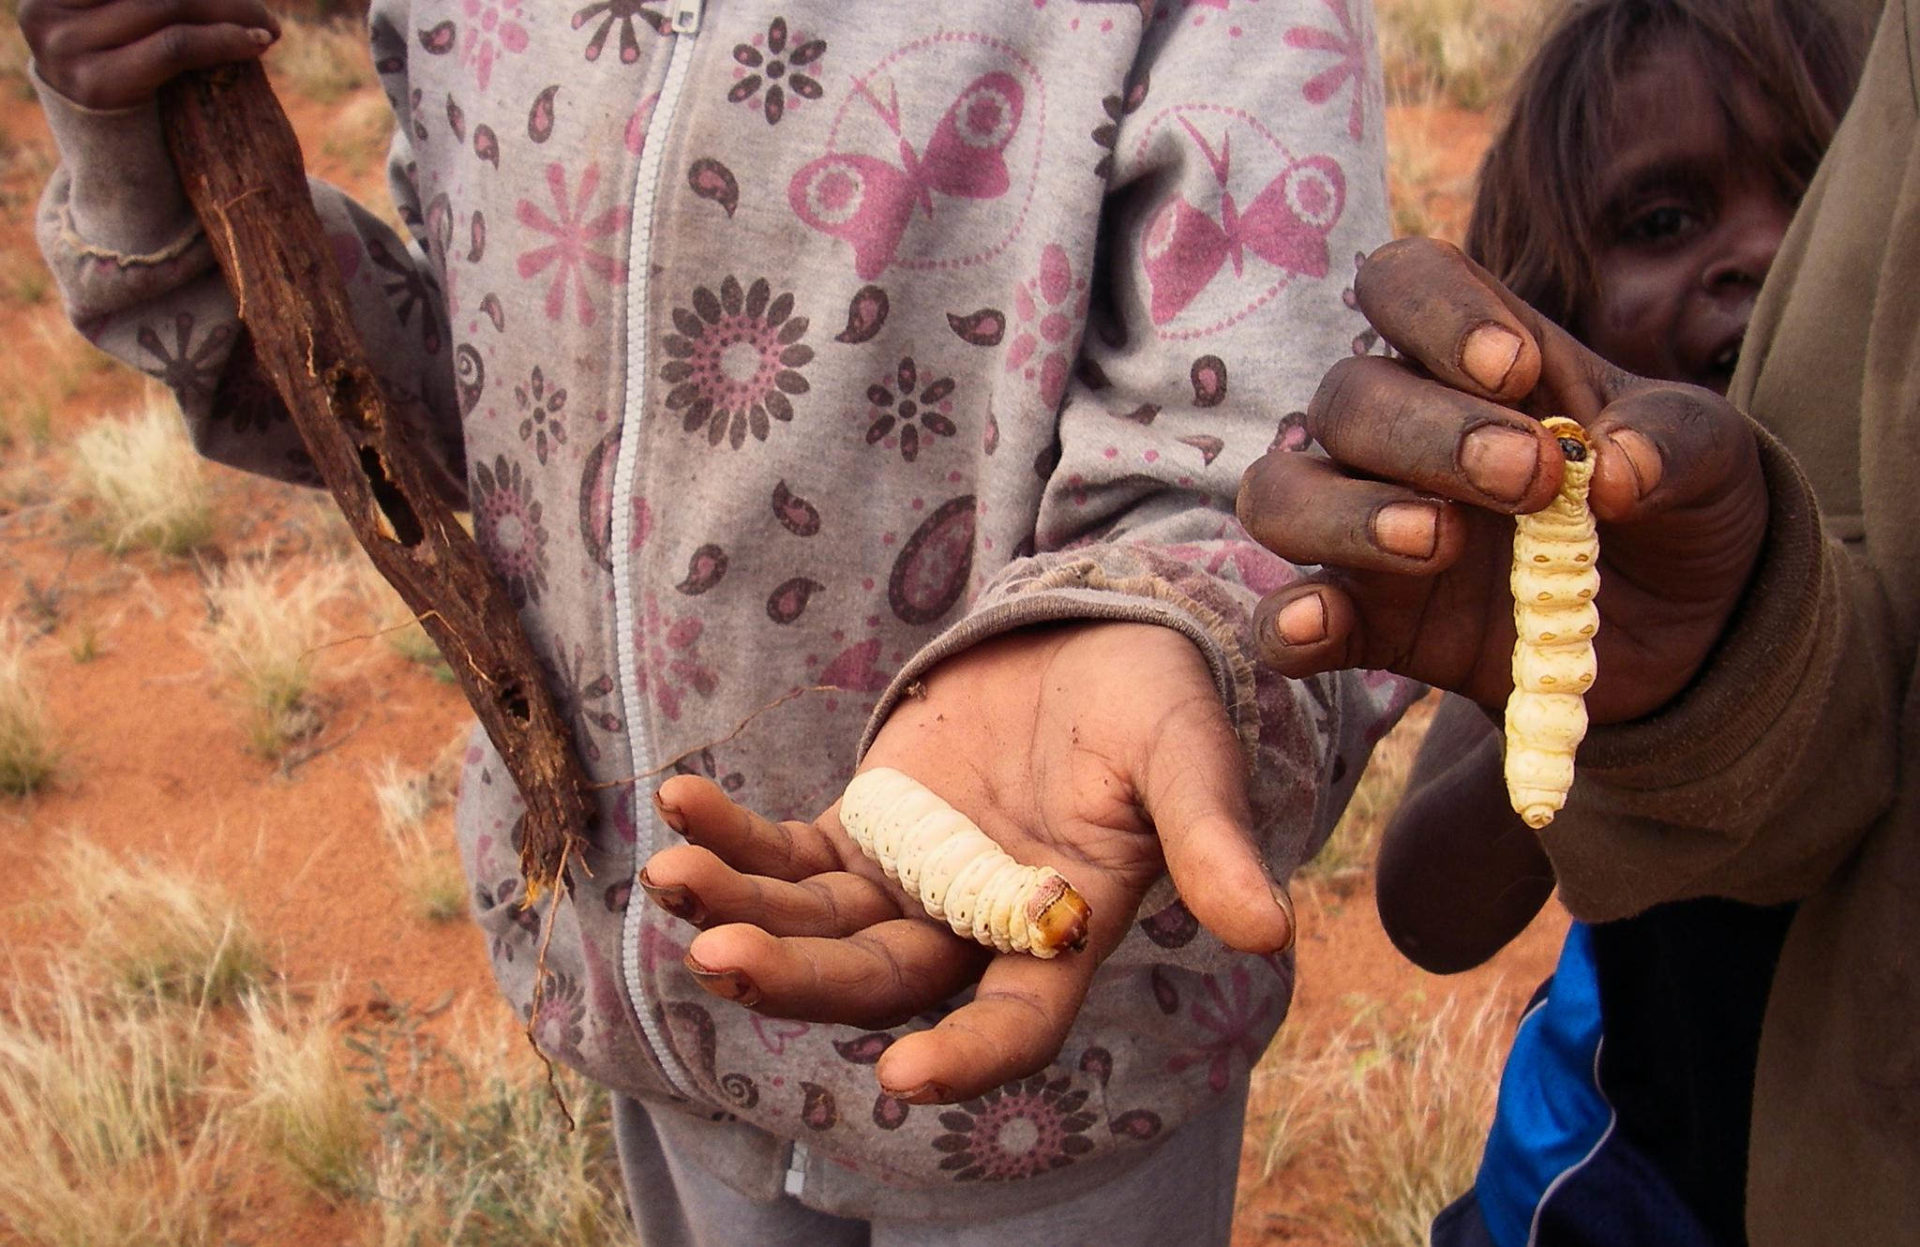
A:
[1370,501,1439,559]
[1460,423,1542,504]
[1271,881,1297,953]
[1603,428,1663,500]
[684,957,761,1007]
[652,790,688,836]
[895,1081,952,1105]
[1461,323,1524,393]
[638,869,707,926]
[1274,593,1327,647]
[249,27,276,46]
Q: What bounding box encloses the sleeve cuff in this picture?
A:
[32,63,201,259]
[1574,419,1835,789]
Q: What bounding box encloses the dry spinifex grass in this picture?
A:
[54,836,275,1006]
[241,985,372,1203]
[0,626,58,797]
[0,842,629,1245]
[268,14,377,104]
[1377,0,1541,111]
[67,396,218,558]
[196,557,353,759]
[0,964,229,1247]
[371,756,468,923]
[356,1006,632,1247]
[0,836,270,1245]
[1248,989,1511,1247]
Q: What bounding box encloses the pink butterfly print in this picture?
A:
[789,72,1025,281]
[1141,117,1346,325]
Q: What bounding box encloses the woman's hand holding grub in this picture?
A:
[1237,237,1770,723]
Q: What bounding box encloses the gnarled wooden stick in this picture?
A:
[158,62,593,901]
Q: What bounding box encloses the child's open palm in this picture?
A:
[637,620,1293,1105]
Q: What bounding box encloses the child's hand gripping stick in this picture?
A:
[1504,417,1600,828]
[839,768,1092,958]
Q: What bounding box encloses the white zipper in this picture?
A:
[616,5,704,1104]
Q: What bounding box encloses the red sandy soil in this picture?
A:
[0,51,1567,1247]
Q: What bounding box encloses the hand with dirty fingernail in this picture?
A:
[639,868,708,927]
[686,956,762,1007]
[635,621,1294,1105]
[1237,236,1768,725]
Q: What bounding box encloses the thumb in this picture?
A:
[1135,702,1294,955]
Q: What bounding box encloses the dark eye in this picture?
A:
[1619,204,1701,245]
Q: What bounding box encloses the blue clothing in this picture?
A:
[1434,900,1794,1247]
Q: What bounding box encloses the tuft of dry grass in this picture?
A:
[197,557,351,758]
[372,758,467,922]
[56,836,274,1006]
[0,626,59,796]
[1248,989,1511,1247]
[0,965,227,1247]
[1328,994,1509,1246]
[351,555,452,678]
[68,397,218,557]
[1302,691,1438,891]
[1245,1013,1327,1182]
[240,986,371,1201]
[270,15,376,103]
[322,88,401,184]
[350,999,632,1246]
[1377,0,1539,110]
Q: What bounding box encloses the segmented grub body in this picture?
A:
[1504,417,1600,829]
[839,768,1091,958]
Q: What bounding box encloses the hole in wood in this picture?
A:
[358,445,425,546]
[498,680,532,724]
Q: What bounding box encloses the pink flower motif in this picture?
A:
[471,453,548,606]
[516,163,632,326]
[930,1074,1097,1180]
[634,593,718,721]
[1006,244,1088,410]
[864,356,958,462]
[461,0,530,91]
[1285,0,1370,141]
[727,16,826,125]
[1166,964,1278,1092]
[660,277,813,450]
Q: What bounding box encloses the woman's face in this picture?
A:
[1577,45,1799,393]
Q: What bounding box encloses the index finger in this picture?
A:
[1356,238,1619,424]
[1355,238,1544,402]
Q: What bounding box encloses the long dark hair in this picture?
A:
[1464,0,1867,333]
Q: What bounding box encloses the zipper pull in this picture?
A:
[672,0,703,34]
